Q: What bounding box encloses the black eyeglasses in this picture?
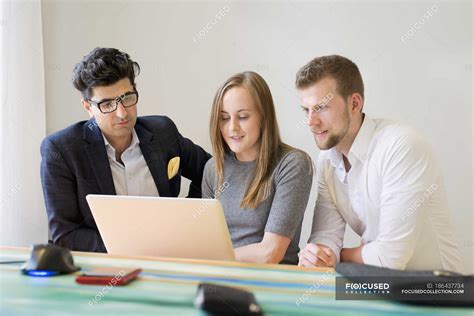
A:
[88,91,139,114]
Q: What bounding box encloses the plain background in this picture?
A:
[38,0,472,272]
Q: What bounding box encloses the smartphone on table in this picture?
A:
[75,267,141,285]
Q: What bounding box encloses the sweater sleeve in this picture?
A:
[264,151,314,239]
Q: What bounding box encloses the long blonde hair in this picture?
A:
[210,71,293,209]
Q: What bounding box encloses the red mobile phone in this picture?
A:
[75,267,141,285]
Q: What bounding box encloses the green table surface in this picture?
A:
[0,247,472,315]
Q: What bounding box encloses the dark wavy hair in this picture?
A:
[72,47,140,99]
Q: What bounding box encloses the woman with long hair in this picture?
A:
[202,71,313,264]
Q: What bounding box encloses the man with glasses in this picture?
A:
[40,47,211,252]
[296,55,463,273]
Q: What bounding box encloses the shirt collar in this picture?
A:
[327,114,377,168]
[348,114,376,164]
[102,128,140,152]
[328,147,344,170]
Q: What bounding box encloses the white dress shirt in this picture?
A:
[309,116,463,273]
[102,129,159,197]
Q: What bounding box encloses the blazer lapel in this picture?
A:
[83,118,116,195]
[135,121,171,197]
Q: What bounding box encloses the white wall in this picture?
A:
[41,0,472,272]
[1,0,48,248]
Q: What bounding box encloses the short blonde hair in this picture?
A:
[296,55,364,100]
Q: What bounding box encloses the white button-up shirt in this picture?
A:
[309,116,463,273]
[102,129,159,197]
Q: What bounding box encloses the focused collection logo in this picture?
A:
[344,282,390,295]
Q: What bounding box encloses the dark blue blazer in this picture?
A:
[40,115,211,252]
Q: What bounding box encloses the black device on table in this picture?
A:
[21,244,80,276]
[195,283,264,316]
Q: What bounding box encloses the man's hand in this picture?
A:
[340,245,364,264]
[298,243,336,267]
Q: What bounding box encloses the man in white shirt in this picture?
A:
[296,55,463,272]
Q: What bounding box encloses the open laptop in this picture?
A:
[86,194,235,261]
